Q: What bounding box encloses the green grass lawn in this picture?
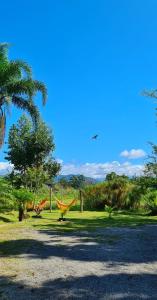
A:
[0,209,157,263]
[0,209,157,235]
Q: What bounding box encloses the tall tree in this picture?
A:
[69,175,86,189]
[0,43,47,147]
[5,114,60,187]
[144,143,157,177]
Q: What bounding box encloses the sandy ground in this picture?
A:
[0,225,157,299]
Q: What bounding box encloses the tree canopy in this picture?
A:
[6,114,55,171]
[5,114,61,189]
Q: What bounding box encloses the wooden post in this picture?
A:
[80,189,84,212]
[50,186,52,212]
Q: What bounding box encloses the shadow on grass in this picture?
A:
[0,216,12,223]
[1,223,157,264]
[32,213,157,233]
[0,272,157,299]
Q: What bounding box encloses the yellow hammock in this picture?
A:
[54,196,77,219]
[56,198,76,212]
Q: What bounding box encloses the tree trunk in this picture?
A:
[19,207,24,222]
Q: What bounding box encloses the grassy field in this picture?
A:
[0,209,157,235]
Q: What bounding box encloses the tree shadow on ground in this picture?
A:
[0,216,12,223]
[0,273,157,300]
[1,224,157,264]
[32,214,157,233]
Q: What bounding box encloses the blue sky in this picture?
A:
[0,0,157,177]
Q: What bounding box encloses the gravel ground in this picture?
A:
[0,225,157,299]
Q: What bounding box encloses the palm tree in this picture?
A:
[0,43,47,147]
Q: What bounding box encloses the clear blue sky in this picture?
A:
[1,0,157,176]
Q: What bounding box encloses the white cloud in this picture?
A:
[56,158,64,165]
[61,161,144,179]
[0,162,13,175]
[0,158,144,179]
[120,149,146,159]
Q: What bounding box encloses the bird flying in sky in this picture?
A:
[92,134,98,140]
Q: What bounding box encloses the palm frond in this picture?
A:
[12,95,40,125]
[0,63,31,87]
[6,79,47,104]
[0,43,9,62]
[0,43,48,148]
[6,79,36,98]
[33,80,47,105]
[10,60,32,78]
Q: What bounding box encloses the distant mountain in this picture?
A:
[55,174,103,184]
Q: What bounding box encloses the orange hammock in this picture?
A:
[34,199,48,215]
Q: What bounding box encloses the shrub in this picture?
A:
[143,190,157,215]
[13,188,34,221]
[83,183,109,210]
[83,179,134,210]
[0,178,15,212]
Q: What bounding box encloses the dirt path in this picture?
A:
[0,225,157,299]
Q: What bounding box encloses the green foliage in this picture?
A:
[13,188,34,209]
[143,190,157,215]
[105,205,114,218]
[105,177,131,209]
[0,177,15,212]
[132,176,157,192]
[6,115,56,171]
[0,43,47,147]
[6,114,60,190]
[24,166,49,192]
[58,177,69,188]
[58,175,92,189]
[44,157,61,179]
[127,185,143,209]
[83,183,108,210]
[106,172,129,181]
[83,176,133,210]
[144,143,157,177]
[69,175,86,189]
[13,188,34,221]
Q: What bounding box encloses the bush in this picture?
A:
[83,183,109,210]
[0,178,15,212]
[143,190,157,215]
[127,185,143,209]
[83,179,139,210]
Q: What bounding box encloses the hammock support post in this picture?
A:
[47,182,53,213]
[79,189,84,213]
[49,186,52,212]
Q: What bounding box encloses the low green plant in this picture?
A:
[13,188,34,221]
[105,205,114,218]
